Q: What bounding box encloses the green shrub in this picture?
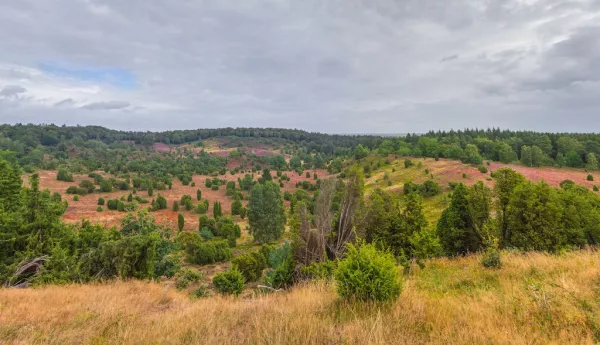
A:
[199,227,214,240]
[73,195,79,201]
[212,267,245,296]
[97,197,105,205]
[66,186,78,194]
[154,255,180,278]
[57,168,74,182]
[594,185,599,192]
[190,285,210,298]
[302,260,337,280]
[232,251,267,282]
[478,165,488,174]
[96,206,102,212]
[481,248,501,269]
[404,159,414,168]
[264,243,294,289]
[182,236,232,265]
[587,174,594,181]
[175,268,202,290]
[334,243,401,302]
[462,173,467,179]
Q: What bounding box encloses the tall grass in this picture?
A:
[1,250,599,344]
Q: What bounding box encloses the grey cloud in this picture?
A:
[0,85,27,97]
[54,98,75,107]
[441,54,458,62]
[81,100,130,110]
[0,0,599,133]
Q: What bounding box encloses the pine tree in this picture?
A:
[248,181,285,243]
[178,213,184,231]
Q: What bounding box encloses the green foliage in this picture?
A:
[97,197,105,205]
[100,179,113,193]
[478,165,488,173]
[199,227,214,240]
[154,255,180,278]
[231,251,267,282]
[302,260,337,280]
[264,243,294,289]
[96,206,103,212]
[481,248,501,268]
[404,159,414,168]
[212,267,245,296]
[79,180,95,194]
[57,168,74,182]
[231,195,242,216]
[172,201,179,211]
[196,189,202,201]
[587,174,594,181]
[180,234,232,265]
[436,182,490,256]
[334,243,401,302]
[403,180,441,197]
[154,194,167,210]
[175,269,202,290]
[73,195,79,201]
[213,201,222,218]
[248,181,285,243]
[178,213,185,231]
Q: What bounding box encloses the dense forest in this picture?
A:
[1,124,599,174]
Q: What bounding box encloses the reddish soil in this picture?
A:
[247,148,276,157]
[32,168,332,231]
[152,143,171,152]
[488,162,599,189]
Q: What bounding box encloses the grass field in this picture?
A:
[2,249,599,345]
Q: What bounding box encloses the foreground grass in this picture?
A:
[1,250,600,344]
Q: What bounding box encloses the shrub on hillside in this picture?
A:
[232,251,267,282]
[478,165,488,174]
[180,234,232,265]
[334,243,401,302]
[481,248,502,269]
[264,243,294,289]
[212,267,245,296]
[57,168,74,182]
[587,174,594,181]
[175,268,202,290]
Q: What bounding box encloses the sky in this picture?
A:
[0,0,599,134]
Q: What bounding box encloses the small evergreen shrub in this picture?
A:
[190,285,210,298]
[232,251,267,282]
[96,206,102,212]
[334,243,401,302]
[175,269,202,290]
[212,267,245,296]
[481,248,502,269]
[478,165,488,173]
[199,227,214,240]
[587,174,594,181]
[594,185,599,192]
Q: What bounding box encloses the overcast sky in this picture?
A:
[0,0,599,133]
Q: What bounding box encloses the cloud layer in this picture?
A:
[0,0,599,133]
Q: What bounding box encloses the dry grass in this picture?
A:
[2,250,600,344]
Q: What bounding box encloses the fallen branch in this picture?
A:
[257,285,284,292]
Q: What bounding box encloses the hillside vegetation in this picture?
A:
[3,124,600,345]
[2,250,599,345]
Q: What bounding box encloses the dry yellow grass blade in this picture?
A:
[1,250,599,345]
